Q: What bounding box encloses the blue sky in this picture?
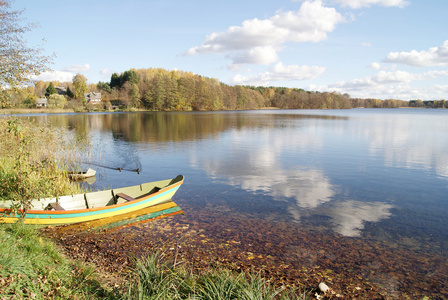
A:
[15,0,448,100]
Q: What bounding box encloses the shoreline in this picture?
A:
[1,106,446,116]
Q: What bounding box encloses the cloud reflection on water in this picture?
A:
[30,110,444,238]
[359,112,448,179]
[326,200,393,237]
[233,168,335,209]
[189,125,394,237]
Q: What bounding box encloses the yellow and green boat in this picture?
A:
[0,175,184,226]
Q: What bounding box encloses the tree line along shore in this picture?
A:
[3,68,447,112]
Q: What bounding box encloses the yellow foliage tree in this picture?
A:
[72,74,88,99]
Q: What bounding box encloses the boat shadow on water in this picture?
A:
[46,200,184,234]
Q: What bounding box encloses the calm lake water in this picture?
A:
[21,109,448,296]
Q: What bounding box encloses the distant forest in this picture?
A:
[7,68,448,110]
[96,68,413,110]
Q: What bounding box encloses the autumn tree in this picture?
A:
[22,94,36,108]
[0,1,53,106]
[95,67,413,111]
[235,85,249,109]
[33,81,47,97]
[147,73,168,110]
[221,84,237,110]
[177,76,196,110]
[47,93,66,108]
[122,81,140,108]
[6,86,35,107]
[72,73,88,99]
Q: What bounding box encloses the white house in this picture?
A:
[36,97,47,108]
[84,92,102,103]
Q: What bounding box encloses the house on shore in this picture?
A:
[36,97,47,108]
[56,87,67,95]
[84,92,102,104]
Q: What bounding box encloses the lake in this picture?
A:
[24,109,448,298]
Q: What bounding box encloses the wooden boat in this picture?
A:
[68,168,96,180]
[42,199,183,234]
[0,175,184,226]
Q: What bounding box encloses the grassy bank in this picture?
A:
[0,118,85,207]
[0,117,111,298]
[1,224,309,300]
[127,252,306,299]
[0,224,118,299]
[0,108,76,115]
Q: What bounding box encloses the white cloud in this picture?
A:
[383,40,448,67]
[362,42,371,47]
[186,18,285,56]
[431,84,448,95]
[232,62,326,85]
[32,70,74,82]
[271,1,344,42]
[370,62,381,69]
[373,70,416,83]
[228,46,279,70]
[310,69,448,100]
[63,63,91,72]
[187,1,344,68]
[332,70,448,90]
[332,0,409,9]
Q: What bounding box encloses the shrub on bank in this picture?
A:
[0,118,86,212]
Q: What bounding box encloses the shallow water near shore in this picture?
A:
[22,109,448,297]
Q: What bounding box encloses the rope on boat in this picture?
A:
[80,161,140,174]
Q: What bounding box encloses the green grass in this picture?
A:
[0,225,309,300]
[127,252,310,300]
[0,223,119,299]
[0,117,115,299]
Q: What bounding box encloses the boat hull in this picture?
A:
[0,175,184,226]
